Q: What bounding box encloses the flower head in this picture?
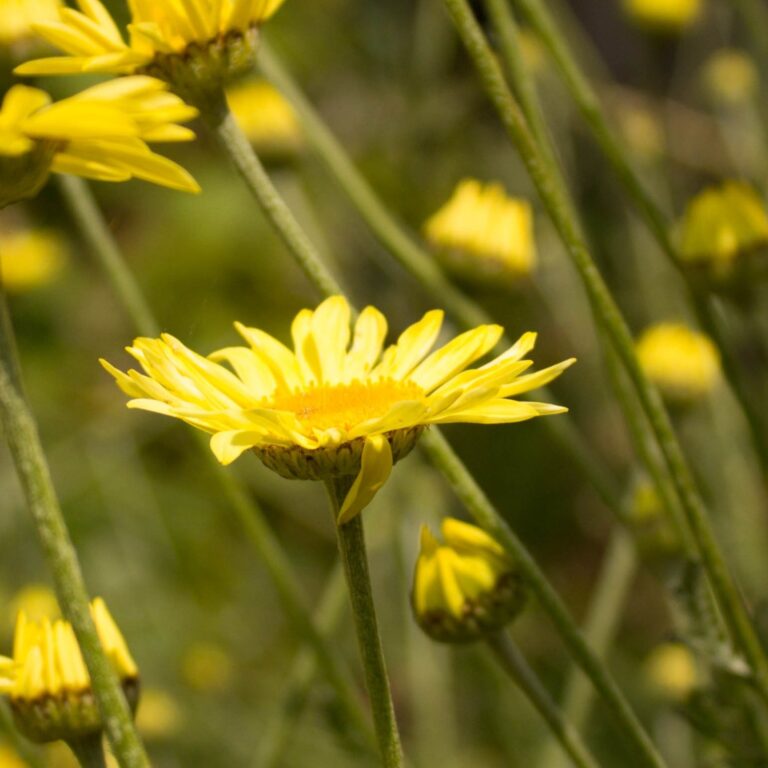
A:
[102,295,574,522]
[135,688,182,740]
[181,642,234,692]
[678,182,768,284]
[646,643,699,700]
[0,76,199,207]
[0,599,139,743]
[0,0,62,50]
[703,49,759,107]
[624,0,701,32]
[636,323,719,403]
[7,585,59,628]
[411,518,526,643]
[0,222,67,292]
[16,0,286,100]
[424,179,536,285]
[227,80,302,160]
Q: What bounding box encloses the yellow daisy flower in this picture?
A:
[424,179,536,284]
[226,80,302,159]
[636,323,720,403]
[0,599,139,743]
[0,76,199,207]
[624,0,702,32]
[16,0,286,90]
[412,518,526,643]
[0,0,62,49]
[102,295,574,522]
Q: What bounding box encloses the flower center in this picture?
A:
[269,379,424,433]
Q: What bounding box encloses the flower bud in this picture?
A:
[411,518,526,643]
[646,642,699,700]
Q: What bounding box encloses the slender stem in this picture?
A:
[201,77,662,765]
[56,174,372,745]
[0,270,23,394]
[420,429,667,768]
[256,44,624,519]
[0,296,149,768]
[326,478,403,768]
[537,529,637,768]
[441,0,768,707]
[487,632,602,768]
[511,0,768,472]
[68,736,108,768]
[203,97,344,299]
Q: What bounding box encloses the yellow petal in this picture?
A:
[337,435,393,524]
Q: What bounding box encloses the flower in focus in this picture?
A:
[0,223,67,292]
[135,688,182,740]
[646,642,699,700]
[411,518,526,643]
[703,49,759,107]
[0,599,139,743]
[181,642,234,692]
[227,80,302,160]
[102,295,574,523]
[624,0,701,32]
[0,0,61,51]
[0,76,200,207]
[679,182,768,284]
[424,179,536,285]
[16,0,287,98]
[636,323,719,404]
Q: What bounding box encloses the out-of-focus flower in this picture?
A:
[618,104,664,161]
[0,0,61,50]
[623,0,702,33]
[636,323,720,403]
[0,226,67,292]
[646,642,698,700]
[16,0,286,101]
[625,480,681,560]
[424,179,536,284]
[6,585,58,629]
[703,49,759,107]
[0,76,200,207]
[0,599,139,743]
[135,688,182,740]
[181,642,234,692]
[678,182,768,283]
[0,743,27,768]
[102,295,574,523]
[411,518,526,643]
[226,80,302,159]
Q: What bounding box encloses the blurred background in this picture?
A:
[2,0,768,765]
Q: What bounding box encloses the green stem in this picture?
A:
[0,270,23,394]
[0,295,149,768]
[511,0,768,472]
[56,174,373,747]
[256,44,623,519]
[67,736,108,768]
[487,632,602,768]
[203,97,344,299]
[202,76,662,765]
[326,478,403,768]
[441,0,768,707]
[420,429,666,768]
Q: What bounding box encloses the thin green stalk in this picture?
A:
[56,175,373,747]
[539,529,637,768]
[256,44,623,519]
[0,270,23,393]
[255,564,351,768]
[204,86,664,766]
[0,298,149,768]
[326,478,403,768]
[441,0,768,707]
[68,736,108,768]
[510,0,768,471]
[487,632,602,768]
[420,428,666,768]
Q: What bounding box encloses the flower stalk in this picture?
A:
[487,632,601,768]
[326,477,404,768]
[68,736,108,768]
[441,0,768,709]
[0,286,150,768]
